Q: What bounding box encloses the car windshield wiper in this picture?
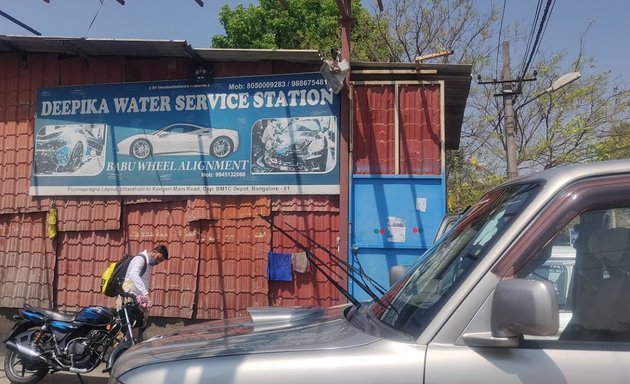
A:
[283,221,388,297]
[260,215,362,308]
[261,215,401,313]
[283,222,400,317]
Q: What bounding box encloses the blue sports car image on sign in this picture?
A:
[33,123,106,176]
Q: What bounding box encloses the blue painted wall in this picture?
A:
[350,175,445,300]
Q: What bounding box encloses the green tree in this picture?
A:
[447,20,629,209]
[212,1,630,208]
[446,151,505,212]
[211,0,398,61]
[465,43,630,176]
[594,122,630,160]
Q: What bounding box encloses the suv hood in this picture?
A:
[114,305,380,375]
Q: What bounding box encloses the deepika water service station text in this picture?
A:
[40,88,334,116]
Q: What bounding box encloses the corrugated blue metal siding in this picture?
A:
[350,83,445,301]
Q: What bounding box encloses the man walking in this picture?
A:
[121,244,169,308]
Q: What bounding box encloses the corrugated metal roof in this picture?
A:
[0,36,472,319]
[58,56,126,85]
[125,201,199,318]
[55,198,122,232]
[0,213,56,309]
[49,197,342,318]
[0,35,324,65]
[398,84,441,174]
[0,53,54,214]
[268,211,344,307]
[195,48,323,64]
[352,85,396,174]
[0,36,192,58]
[271,196,339,213]
[0,36,468,150]
[187,196,271,221]
[56,230,126,310]
[197,216,270,319]
[351,61,472,150]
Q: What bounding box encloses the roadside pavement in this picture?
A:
[0,350,109,384]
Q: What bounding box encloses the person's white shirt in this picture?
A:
[121,250,152,297]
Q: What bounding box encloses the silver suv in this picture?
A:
[110,159,630,384]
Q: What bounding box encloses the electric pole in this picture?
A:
[479,41,536,179]
[502,41,518,179]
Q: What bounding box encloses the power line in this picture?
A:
[0,10,41,35]
[538,0,557,55]
[495,0,507,80]
[518,0,543,83]
[83,0,105,38]
[515,0,555,95]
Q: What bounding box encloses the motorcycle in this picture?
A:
[3,295,146,384]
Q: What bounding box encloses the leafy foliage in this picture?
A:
[446,151,505,212]
[465,47,630,178]
[211,0,397,61]
[594,122,630,160]
[212,1,630,210]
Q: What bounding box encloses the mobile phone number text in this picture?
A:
[243,78,326,90]
[201,171,246,178]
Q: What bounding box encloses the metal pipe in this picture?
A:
[5,340,43,359]
[123,305,136,345]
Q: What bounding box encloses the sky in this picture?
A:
[0,0,628,84]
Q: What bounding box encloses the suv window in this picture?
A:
[523,207,630,342]
[372,183,542,338]
[532,254,573,309]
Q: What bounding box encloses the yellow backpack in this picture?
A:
[100,254,146,297]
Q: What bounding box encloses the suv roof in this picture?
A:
[508,159,630,190]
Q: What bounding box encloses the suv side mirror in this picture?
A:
[492,279,559,337]
[463,279,559,347]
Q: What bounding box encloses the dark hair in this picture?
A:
[153,244,169,260]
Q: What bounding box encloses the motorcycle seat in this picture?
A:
[28,307,77,322]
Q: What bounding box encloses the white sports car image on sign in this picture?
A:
[116,123,240,159]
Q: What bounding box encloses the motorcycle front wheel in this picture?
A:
[3,348,49,384]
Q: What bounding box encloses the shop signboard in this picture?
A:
[30,72,340,196]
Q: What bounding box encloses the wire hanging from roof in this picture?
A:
[83,0,105,38]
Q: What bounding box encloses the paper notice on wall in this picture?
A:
[416,197,427,212]
[387,216,406,243]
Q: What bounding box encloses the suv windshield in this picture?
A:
[370,182,542,338]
